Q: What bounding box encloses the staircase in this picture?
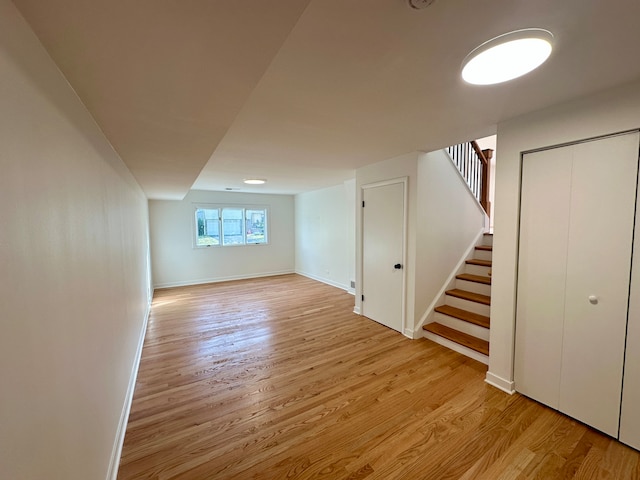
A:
[423,233,492,364]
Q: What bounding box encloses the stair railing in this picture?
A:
[445,141,492,215]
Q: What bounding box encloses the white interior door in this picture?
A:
[516,132,639,437]
[362,180,405,332]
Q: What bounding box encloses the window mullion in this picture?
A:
[242,209,247,244]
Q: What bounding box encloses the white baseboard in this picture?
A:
[404,327,415,339]
[485,371,515,394]
[353,305,361,314]
[154,270,295,289]
[295,270,350,292]
[106,301,151,480]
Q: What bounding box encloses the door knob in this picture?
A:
[394,264,403,269]
[588,295,598,305]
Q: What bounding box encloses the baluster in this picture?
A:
[471,144,476,194]
[461,144,465,180]
[469,144,473,190]
[470,143,475,193]
[472,145,478,199]
[468,144,472,183]
[463,143,467,182]
[476,153,481,200]
[476,158,480,199]
[465,143,470,186]
[480,160,483,200]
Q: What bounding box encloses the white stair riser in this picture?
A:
[445,295,490,316]
[423,331,489,365]
[483,235,493,246]
[473,249,493,262]
[433,312,490,341]
[465,264,492,276]
[455,279,491,296]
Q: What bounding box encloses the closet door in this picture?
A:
[515,147,572,408]
[558,133,638,436]
[516,132,639,437]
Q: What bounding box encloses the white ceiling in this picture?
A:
[13,0,640,198]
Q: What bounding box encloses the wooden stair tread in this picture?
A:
[466,258,492,267]
[423,322,489,356]
[475,245,493,251]
[446,288,491,305]
[434,305,490,328]
[456,273,491,285]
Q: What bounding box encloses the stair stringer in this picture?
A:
[415,228,487,337]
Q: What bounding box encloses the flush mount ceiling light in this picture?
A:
[461,28,554,85]
[243,178,266,185]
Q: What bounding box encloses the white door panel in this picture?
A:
[362,181,404,332]
[559,134,638,436]
[515,147,572,408]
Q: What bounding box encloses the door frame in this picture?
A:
[358,177,409,336]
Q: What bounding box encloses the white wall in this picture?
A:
[356,152,418,333]
[150,190,295,288]
[0,1,151,479]
[414,150,486,331]
[489,79,640,393]
[295,180,356,292]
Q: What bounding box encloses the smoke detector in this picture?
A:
[408,0,436,9]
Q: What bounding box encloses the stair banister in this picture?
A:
[446,140,493,217]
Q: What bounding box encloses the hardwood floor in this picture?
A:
[118,274,640,479]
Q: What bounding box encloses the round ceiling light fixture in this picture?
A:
[243,178,266,185]
[461,28,554,85]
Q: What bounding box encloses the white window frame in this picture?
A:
[193,204,269,248]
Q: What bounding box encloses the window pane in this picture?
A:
[195,208,220,246]
[246,209,267,244]
[222,208,244,245]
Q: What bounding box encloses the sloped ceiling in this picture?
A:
[13,0,640,198]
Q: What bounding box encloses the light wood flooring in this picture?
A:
[118,274,640,479]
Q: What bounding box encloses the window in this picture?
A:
[196,208,220,246]
[195,205,268,247]
[246,209,266,244]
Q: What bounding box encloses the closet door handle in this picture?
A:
[588,295,598,305]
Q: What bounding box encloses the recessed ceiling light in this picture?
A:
[462,28,553,85]
[243,178,266,185]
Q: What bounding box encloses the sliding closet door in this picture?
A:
[516,131,639,437]
[558,133,638,437]
[515,147,572,408]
